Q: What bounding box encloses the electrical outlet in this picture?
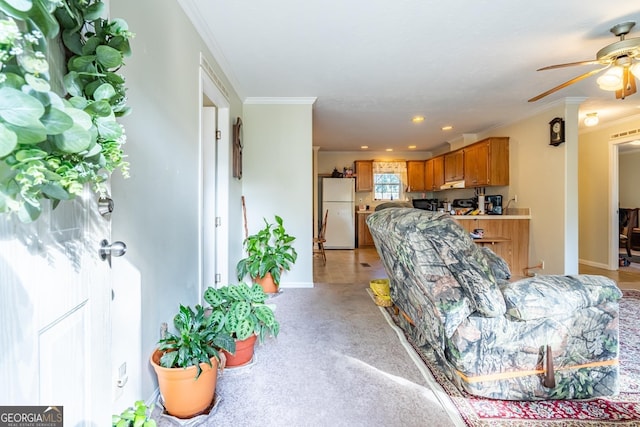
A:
[540,260,544,269]
[514,194,518,204]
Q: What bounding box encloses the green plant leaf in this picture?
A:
[0,123,18,158]
[96,117,122,139]
[93,83,116,101]
[85,99,112,117]
[96,45,122,68]
[40,107,73,135]
[82,1,104,20]
[5,123,46,145]
[203,287,223,307]
[63,71,83,97]
[24,73,51,92]
[62,28,83,55]
[63,106,93,130]
[68,54,97,72]
[41,182,70,200]
[235,318,254,340]
[18,199,41,222]
[0,87,45,127]
[0,0,33,13]
[15,148,47,162]
[29,0,60,39]
[52,124,92,153]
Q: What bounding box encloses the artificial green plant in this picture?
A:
[0,0,133,222]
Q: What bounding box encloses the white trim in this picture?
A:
[244,97,317,105]
[578,258,610,270]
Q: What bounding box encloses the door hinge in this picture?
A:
[216,130,222,140]
[215,273,221,283]
[215,217,222,227]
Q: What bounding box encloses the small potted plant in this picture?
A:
[236,215,298,293]
[204,282,279,367]
[149,304,235,419]
[112,401,156,427]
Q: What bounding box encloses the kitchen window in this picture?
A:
[372,161,407,201]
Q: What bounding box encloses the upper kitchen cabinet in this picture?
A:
[354,160,373,192]
[463,137,509,187]
[406,160,426,192]
[444,150,464,182]
[425,156,445,191]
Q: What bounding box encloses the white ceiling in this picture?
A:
[179,0,640,152]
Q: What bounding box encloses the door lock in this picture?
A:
[99,239,127,266]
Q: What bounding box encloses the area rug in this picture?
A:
[381,289,640,426]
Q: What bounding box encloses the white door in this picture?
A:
[0,186,115,425]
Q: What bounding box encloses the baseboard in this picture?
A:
[279,281,314,289]
[579,258,611,270]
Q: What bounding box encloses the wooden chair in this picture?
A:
[314,210,328,265]
[620,208,638,258]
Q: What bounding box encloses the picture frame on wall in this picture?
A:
[233,117,243,179]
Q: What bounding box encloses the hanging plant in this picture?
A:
[0,0,133,222]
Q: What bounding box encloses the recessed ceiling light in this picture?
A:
[385,148,393,152]
[408,145,417,149]
[412,116,425,123]
[442,125,453,131]
[360,145,369,149]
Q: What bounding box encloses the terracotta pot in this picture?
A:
[150,349,219,419]
[223,334,257,367]
[254,272,278,293]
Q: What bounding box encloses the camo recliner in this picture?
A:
[367,207,621,400]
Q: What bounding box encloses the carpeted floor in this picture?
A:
[152,283,460,426]
[381,289,640,426]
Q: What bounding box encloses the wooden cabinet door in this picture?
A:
[433,156,445,190]
[444,150,464,182]
[425,158,434,191]
[406,160,426,192]
[464,142,489,186]
[355,160,373,192]
[357,213,375,247]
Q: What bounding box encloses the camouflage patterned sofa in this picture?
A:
[367,207,621,401]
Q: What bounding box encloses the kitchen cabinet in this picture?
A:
[463,137,509,187]
[444,150,464,182]
[357,212,375,247]
[455,217,529,278]
[425,156,445,191]
[355,160,373,192]
[406,160,426,192]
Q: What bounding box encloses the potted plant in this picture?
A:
[149,304,235,419]
[112,400,156,427]
[204,282,279,367]
[236,215,298,293]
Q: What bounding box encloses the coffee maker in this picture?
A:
[485,195,503,215]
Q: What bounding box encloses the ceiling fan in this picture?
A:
[529,21,640,102]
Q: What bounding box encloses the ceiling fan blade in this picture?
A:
[528,67,608,102]
[537,60,603,71]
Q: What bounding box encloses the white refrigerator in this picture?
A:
[322,178,355,249]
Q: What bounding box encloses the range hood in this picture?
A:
[440,180,465,190]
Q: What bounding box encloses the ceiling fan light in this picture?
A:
[597,66,624,91]
[584,112,599,127]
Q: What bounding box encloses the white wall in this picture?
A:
[474,100,580,275]
[110,0,243,400]
[242,100,315,288]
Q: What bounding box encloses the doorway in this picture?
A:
[199,58,231,296]
[609,137,640,270]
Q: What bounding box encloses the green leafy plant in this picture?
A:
[204,282,279,343]
[112,400,156,427]
[157,304,235,379]
[236,215,298,286]
[0,0,133,222]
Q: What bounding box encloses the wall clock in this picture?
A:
[549,117,565,146]
[232,117,243,179]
